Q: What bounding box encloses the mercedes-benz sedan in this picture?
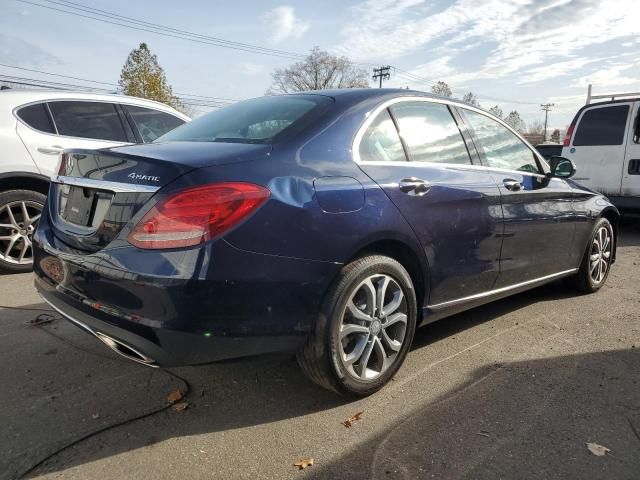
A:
[33,89,618,396]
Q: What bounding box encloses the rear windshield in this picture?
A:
[156,94,333,144]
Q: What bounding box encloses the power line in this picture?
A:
[372,66,391,88]
[16,0,306,60]
[0,63,238,103]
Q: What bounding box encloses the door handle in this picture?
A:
[399,178,431,196]
[37,145,64,155]
[503,179,523,191]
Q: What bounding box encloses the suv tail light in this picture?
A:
[128,182,270,249]
[563,123,576,147]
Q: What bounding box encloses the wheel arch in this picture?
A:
[346,237,429,319]
[0,172,50,196]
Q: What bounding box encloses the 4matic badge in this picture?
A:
[128,172,160,182]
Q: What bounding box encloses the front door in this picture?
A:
[355,100,503,306]
[460,107,576,287]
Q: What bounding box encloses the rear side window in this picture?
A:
[125,105,185,142]
[463,109,540,174]
[157,94,332,144]
[358,109,406,163]
[16,103,55,134]
[573,105,629,146]
[48,101,128,142]
[390,102,471,165]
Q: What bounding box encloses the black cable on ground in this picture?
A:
[9,308,192,479]
[17,369,191,479]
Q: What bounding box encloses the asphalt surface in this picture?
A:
[1,221,639,480]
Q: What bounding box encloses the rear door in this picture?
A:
[460,107,576,287]
[562,102,632,197]
[16,100,134,177]
[355,99,503,306]
[621,101,640,201]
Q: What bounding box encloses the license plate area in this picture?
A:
[59,185,113,228]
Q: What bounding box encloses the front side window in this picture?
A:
[157,95,332,144]
[16,103,55,134]
[574,105,629,146]
[358,109,406,163]
[125,105,185,143]
[48,101,128,142]
[390,102,471,165]
[463,109,540,174]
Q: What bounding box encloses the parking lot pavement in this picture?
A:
[1,222,639,480]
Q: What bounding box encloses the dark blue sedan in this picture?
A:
[33,89,618,396]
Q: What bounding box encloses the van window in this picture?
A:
[16,103,55,134]
[125,105,185,142]
[49,101,128,142]
[573,105,629,146]
[359,109,406,163]
[389,102,471,165]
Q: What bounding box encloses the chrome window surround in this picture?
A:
[53,175,160,193]
[351,96,549,176]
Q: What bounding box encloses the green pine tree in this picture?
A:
[118,43,181,110]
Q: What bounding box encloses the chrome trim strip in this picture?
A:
[40,294,158,367]
[427,268,579,311]
[53,175,160,193]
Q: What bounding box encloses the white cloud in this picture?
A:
[261,6,310,44]
[237,62,264,76]
[337,0,639,87]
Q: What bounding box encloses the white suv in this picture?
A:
[0,89,189,272]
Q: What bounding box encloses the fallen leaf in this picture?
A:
[173,402,189,412]
[92,413,100,420]
[586,442,611,456]
[293,457,314,470]
[167,389,184,404]
[342,411,364,428]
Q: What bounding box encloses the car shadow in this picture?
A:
[305,347,640,480]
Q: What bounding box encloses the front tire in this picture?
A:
[0,189,45,273]
[297,255,417,396]
[568,217,614,293]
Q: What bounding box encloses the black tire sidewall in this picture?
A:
[582,217,614,292]
[324,256,417,396]
[0,189,46,273]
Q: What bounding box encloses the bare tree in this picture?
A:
[527,119,544,136]
[267,47,369,94]
[431,81,452,98]
[462,92,480,107]
[488,105,503,119]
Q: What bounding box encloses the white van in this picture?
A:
[561,86,640,211]
[0,89,189,272]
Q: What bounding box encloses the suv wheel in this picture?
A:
[297,255,417,396]
[0,189,45,273]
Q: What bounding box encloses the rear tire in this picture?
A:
[568,217,614,293]
[297,255,417,396]
[0,189,45,273]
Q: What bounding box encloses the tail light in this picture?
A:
[563,123,576,147]
[128,182,270,249]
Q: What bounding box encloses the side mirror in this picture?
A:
[549,156,576,178]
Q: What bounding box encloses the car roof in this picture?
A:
[0,89,189,119]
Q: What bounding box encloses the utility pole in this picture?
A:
[372,66,391,88]
[540,103,554,142]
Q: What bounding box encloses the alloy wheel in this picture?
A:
[338,274,408,380]
[0,200,42,265]
[589,225,612,284]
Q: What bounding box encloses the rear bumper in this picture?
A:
[33,223,341,367]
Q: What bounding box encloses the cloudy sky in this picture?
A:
[1,0,639,129]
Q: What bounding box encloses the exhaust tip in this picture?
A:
[95,332,157,367]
